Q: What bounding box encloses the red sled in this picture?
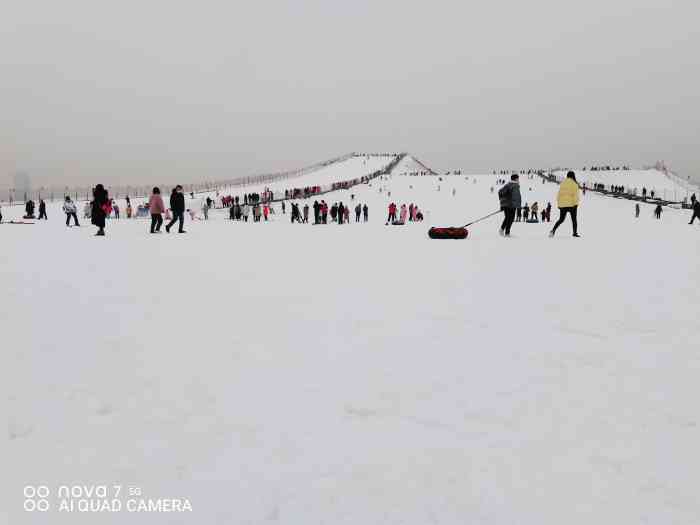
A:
[428,227,468,239]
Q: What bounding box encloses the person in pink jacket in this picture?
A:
[399,204,408,224]
[148,187,165,233]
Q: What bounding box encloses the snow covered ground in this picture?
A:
[553,168,698,202]
[3,166,700,524]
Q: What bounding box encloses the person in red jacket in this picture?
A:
[387,202,397,223]
[148,187,165,233]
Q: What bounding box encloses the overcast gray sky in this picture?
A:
[1,0,698,189]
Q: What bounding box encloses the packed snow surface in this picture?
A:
[3,166,700,524]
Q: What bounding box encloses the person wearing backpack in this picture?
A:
[498,174,521,237]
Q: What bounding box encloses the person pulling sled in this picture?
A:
[498,174,521,237]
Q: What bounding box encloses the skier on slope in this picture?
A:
[549,171,581,238]
[498,174,521,237]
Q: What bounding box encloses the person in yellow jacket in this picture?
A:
[549,171,581,237]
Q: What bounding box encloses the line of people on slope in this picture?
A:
[386,202,424,225]
[498,172,581,238]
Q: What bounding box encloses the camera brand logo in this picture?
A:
[24,486,50,512]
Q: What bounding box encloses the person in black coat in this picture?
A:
[24,200,35,219]
[91,184,109,236]
[166,185,186,233]
[498,174,522,237]
[38,200,48,220]
[689,200,700,225]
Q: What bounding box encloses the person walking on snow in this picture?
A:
[166,185,186,233]
[38,199,48,220]
[654,204,662,219]
[148,187,165,233]
[635,203,640,218]
[498,174,521,237]
[63,196,80,226]
[355,203,361,222]
[549,171,581,237]
[363,204,368,222]
[202,199,209,220]
[689,199,700,224]
[91,184,109,236]
[303,203,309,223]
[338,202,345,224]
[399,204,408,223]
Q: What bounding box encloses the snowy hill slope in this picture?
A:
[211,153,398,199]
[3,162,700,524]
[553,168,696,201]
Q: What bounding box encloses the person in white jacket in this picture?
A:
[242,203,250,222]
[201,199,209,220]
[62,196,80,226]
